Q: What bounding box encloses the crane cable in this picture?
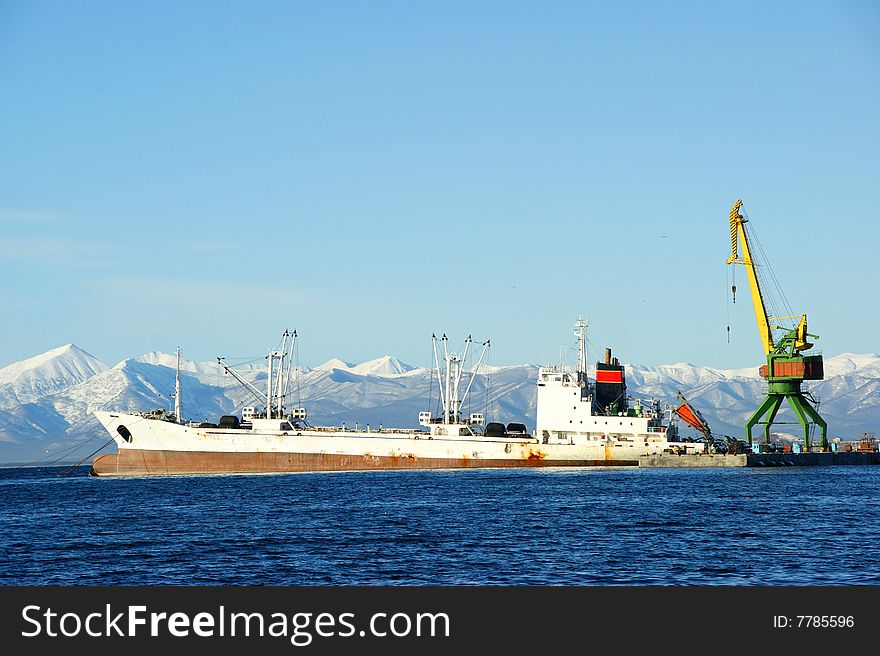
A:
[726,265,734,343]
[742,208,796,328]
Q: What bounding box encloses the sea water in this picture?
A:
[1,465,878,585]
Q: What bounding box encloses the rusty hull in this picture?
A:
[91,449,638,477]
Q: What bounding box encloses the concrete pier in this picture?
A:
[639,454,747,468]
[638,452,880,468]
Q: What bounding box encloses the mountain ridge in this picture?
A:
[1,344,877,464]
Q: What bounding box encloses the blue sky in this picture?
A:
[1,0,878,370]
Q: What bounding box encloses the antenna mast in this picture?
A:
[574,319,588,378]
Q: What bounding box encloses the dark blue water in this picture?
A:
[1,465,878,585]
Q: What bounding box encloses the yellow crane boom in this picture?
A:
[725,199,774,355]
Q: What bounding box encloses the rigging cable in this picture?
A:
[57,438,116,476]
[485,345,494,424]
[219,357,268,410]
[15,435,105,469]
[743,209,795,330]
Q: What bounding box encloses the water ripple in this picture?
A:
[0,465,878,585]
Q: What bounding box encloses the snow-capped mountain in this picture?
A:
[0,344,107,411]
[313,358,355,372]
[0,345,878,465]
[314,355,419,377]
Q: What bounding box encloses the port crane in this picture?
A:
[725,199,827,451]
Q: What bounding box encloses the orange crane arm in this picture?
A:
[673,391,712,439]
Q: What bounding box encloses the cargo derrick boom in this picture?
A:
[674,391,712,441]
[725,200,828,451]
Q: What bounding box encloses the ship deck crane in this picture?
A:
[673,391,749,454]
[673,391,713,442]
[725,199,827,451]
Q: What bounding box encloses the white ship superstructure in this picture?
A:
[91,323,703,477]
[535,320,679,451]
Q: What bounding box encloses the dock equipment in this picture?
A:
[673,391,748,454]
[725,200,827,451]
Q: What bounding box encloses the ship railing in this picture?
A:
[307,425,430,436]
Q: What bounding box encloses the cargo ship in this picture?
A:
[90,322,703,477]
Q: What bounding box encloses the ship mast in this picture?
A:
[443,335,451,424]
[283,330,297,413]
[274,330,289,418]
[431,334,489,425]
[174,346,182,424]
[452,336,472,422]
[432,335,446,422]
[266,347,274,419]
[217,329,299,420]
[574,319,588,379]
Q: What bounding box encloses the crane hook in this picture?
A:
[731,284,737,303]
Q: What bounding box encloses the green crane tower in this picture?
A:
[725,199,828,451]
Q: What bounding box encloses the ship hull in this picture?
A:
[90,411,696,477]
[90,449,635,477]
